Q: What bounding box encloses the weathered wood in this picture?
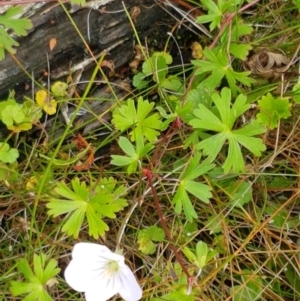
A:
[0,0,165,97]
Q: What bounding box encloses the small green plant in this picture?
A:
[256,93,291,129]
[0,142,19,164]
[46,177,128,238]
[0,98,42,132]
[10,253,60,301]
[183,241,218,271]
[35,80,68,115]
[137,225,165,255]
[189,87,266,173]
[197,0,236,31]
[172,152,215,222]
[0,6,33,60]
[112,96,163,142]
[192,48,255,95]
[111,136,153,174]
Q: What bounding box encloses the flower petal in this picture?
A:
[65,243,124,293]
[64,258,101,292]
[118,265,142,301]
[72,242,112,261]
[85,286,119,301]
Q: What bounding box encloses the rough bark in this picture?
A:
[0,0,165,97]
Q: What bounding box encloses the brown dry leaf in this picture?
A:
[46,278,58,288]
[49,38,57,52]
[129,45,146,71]
[244,50,289,80]
[101,59,115,77]
[130,6,141,22]
[119,79,132,92]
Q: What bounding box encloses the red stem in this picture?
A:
[145,171,191,280]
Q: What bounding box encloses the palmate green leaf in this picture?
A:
[233,132,266,156]
[86,204,109,238]
[10,254,59,301]
[137,226,165,255]
[229,43,252,61]
[193,48,255,95]
[191,104,225,132]
[0,6,32,60]
[0,7,32,35]
[47,177,127,238]
[196,133,227,163]
[111,136,153,174]
[190,88,266,173]
[62,206,86,238]
[223,134,245,174]
[256,93,291,129]
[0,27,19,58]
[173,153,214,221]
[184,181,212,204]
[112,97,163,142]
[197,0,222,30]
[17,259,37,283]
[219,21,253,60]
[173,184,198,222]
[184,152,215,181]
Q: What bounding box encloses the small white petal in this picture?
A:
[118,265,142,301]
[72,242,111,261]
[85,286,119,301]
[65,258,104,292]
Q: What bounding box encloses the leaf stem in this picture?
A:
[143,169,191,280]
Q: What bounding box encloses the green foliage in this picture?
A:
[150,291,195,301]
[172,152,214,222]
[228,180,253,208]
[292,83,300,103]
[0,142,19,164]
[137,226,165,255]
[133,52,183,93]
[111,136,153,174]
[220,20,253,60]
[142,52,172,83]
[10,253,60,301]
[197,0,235,31]
[0,98,42,132]
[150,262,195,301]
[192,48,255,95]
[230,270,263,301]
[112,97,163,142]
[256,93,291,129]
[205,213,224,234]
[51,81,68,97]
[46,177,128,238]
[189,87,266,173]
[0,6,33,60]
[183,241,218,269]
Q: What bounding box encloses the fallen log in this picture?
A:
[0,0,166,97]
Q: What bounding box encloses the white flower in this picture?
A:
[65,242,142,301]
